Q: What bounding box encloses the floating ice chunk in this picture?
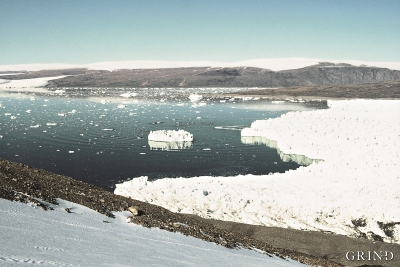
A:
[4,113,11,116]
[189,94,202,102]
[120,92,137,98]
[117,104,126,108]
[148,129,193,142]
[202,148,211,151]
[26,110,31,113]
[68,151,74,153]
[101,128,114,131]
[0,135,2,139]
[30,124,41,128]
[148,140,193,151]
[46,123,57,126]
[58,113,66,117]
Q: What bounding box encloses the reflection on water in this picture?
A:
[241,136,322,166]
[148,140,193,151]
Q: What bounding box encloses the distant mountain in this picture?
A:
[2,62,400,88]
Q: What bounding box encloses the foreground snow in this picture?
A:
[0,198,306,267]
[115,100,400,243]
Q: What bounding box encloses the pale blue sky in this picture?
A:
[1,0,399,64]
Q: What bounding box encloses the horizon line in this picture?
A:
[1,58,400,72]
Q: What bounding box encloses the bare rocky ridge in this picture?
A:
[3,63,400,89]
[230,79,400,99]
[1,158,399,267]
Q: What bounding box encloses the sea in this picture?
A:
[0,92,318,191]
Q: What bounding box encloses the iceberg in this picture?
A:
[188,94,202,102]
[148,130,193,142]
[148,140,193,151]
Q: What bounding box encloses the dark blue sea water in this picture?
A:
[0,95,316,190]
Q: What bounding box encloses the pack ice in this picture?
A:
[116,100,400,243]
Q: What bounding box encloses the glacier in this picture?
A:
[116,100,400,243]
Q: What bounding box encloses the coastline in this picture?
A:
[2,157,399,266]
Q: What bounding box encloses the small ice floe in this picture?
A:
[148,129,193,142]
[271,101,285,104]
[139,152,146,155]
[44,99,49,102]
[4,113,11,116]
[68,109,77,114]
[120,92,137,98]
[58,113,66,117]
[196,117,201,119]
[0,135,3,139]
[117,104,126,109]
[26,110,31,113]
[189,94,202,102]
[46,123,57,126]
[30,124,41,128]
[54,90,65,94]
[101,128,114,131]
[203,148,211,151]
[68,151,74,153]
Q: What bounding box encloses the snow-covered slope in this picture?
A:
[115,100,400,243]
[0,198,306,267]
[0,76,67,89]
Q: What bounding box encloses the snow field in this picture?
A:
[0,198,306,267]
[0,76,67,89]
[116,100,400,243]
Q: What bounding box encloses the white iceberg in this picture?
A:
[148,140,193,151]
[188,94,202,102]
[148,130,193,142]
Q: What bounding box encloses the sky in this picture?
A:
[1,0,400,65]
